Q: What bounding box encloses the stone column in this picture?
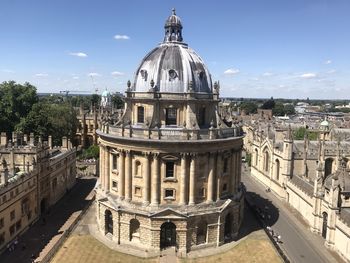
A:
[99,146,104,190]
[189,154,197,205]
[179,153,187,205]
[125,150,132,201]
[207,152,216,202]
[151,153,160,206]
[119,151,125,199]
[230,152,236,194]
[143,152,151,205]
[216,153,223,201]
[105,147,110,192]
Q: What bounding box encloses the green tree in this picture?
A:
[240,101,258,114]
[293,127,318,141]
[79,145,100,160]
[16,101,78,145]
[111,93,124,109]
[261,97,275,109]
[284,104,295,115]
[0,81,38,133]
[272,102,285,116]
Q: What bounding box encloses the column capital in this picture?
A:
[142,151,152,158]
[125,150,131,156]
[180,152,189,158]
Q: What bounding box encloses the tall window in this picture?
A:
[223,158,228,173]
[137,106,144,123]
[197,107,206,127]
[166,108,177,126]
[112,154,118,170]
[166,162,175,178]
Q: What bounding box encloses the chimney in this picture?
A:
[0,132,7,146]
[10,150,15,175]
[23,134,28,144]
[62,136,68,149]
[48,135,53,149]
[0,167,9,185]
[68,139,72,150]
[29,133,35,146]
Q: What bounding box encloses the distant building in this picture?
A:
[0,132,76,251]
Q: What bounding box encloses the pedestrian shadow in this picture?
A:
[234,191,280,240]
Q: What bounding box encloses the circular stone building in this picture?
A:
[96,9,245,253]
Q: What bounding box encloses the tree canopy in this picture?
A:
[0,81,38,133]
[293,127,318,141]
[261,97,275,109]
[240,101,258,114]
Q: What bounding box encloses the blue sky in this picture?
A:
[0,0,349,99]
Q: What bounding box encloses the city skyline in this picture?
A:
[0,0,349,99]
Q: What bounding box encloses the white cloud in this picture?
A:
[72,76,79,80]
[35,73,48,77]
[114,34,130,40]
[324,60,332,65]
[262,72,273,77]
[69,52,88,58]
[326,69,336,74]
[300,73,317,79]
[1,69,15,73]
[224,68,240,75]
[88,72,101,77]
[111,71,124,77]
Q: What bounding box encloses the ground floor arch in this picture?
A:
[105,210,113,235]
[160,222,177,249]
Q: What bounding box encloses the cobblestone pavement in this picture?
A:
[0,176,97,263]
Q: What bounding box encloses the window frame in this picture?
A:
[165,108,177,126]
[137,106,145,124]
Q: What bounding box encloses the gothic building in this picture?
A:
[95,10,244,253]
[245,121,350,261]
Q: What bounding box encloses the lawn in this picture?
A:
[51,231,281,263]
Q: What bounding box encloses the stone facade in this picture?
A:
[95,10,245,253]
[245,121,350,261]
[0,132,76,251]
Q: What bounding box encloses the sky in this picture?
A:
[0,0,349,99]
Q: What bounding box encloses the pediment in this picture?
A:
[150,208,187,219]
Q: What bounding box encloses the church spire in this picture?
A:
[164,8,183,43]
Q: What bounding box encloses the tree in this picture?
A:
[0,81,38,133]
[16,101,78,145]
[261,97,275,109]
[111,93,124,109]
[293,127,318,141]
[284,104,295,115]
[240,101,258,114]
[272,102,285,116]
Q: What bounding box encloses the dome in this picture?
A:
[320,120,329,127]
[132,9,212,94]
[101,90,111,97]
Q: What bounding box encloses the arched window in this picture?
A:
[255,149,258,166]
[130,219,140,242]
[137,106,144,123]
[264,150,269,172]
[275,159,280,181]
[105,210,113,235]
[322,212,328,239]
[325,158,334,178]
[197,220,207,245]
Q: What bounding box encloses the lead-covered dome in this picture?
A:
[133,9,212,94]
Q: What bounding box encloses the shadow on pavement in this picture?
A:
[234,191,280,241]
[0,177,97,263]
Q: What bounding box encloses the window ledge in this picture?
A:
[164,196,175,200]
[163,178,177,182]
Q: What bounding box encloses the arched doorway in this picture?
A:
[105,210,113,235]
[160,222,176,249]
[130,219,140,242]
[197,220,207,245]
[322,212,328,239]
[224,213,233,240]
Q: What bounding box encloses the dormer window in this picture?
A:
[168,69,178,81]
[198,71,204,79]
[166,108,177,125]
[137,106,144,123]
[140,70,148,81]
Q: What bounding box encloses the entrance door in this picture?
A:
[160,222,176,249]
